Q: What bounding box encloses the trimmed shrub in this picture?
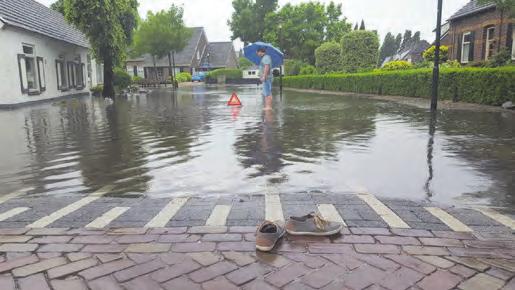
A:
[113,68,132,90]
[239,57,254,69]
[487,48,512,67]
[300,65,317,75]
[315,42,342,74]
[381,60,413,71]
[285,59,307,76]
[341,30,379,73]
[90,84,103,96]
[423,45,449,63]
[281,67,515,106]
[175,72,192,83]
[206,68,242,80]
[132,76,143,83]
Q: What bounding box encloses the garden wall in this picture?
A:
[280,67,515,105]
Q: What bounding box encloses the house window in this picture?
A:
[485,26,496,59]
[461,32,472,63]
[133,66,138,77]
[87,54,92,88]
[56,58,67,90]
[67,61,76,88]
[76,63,85,89]
[18,44,45,95]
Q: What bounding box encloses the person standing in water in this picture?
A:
[257,47,273,110]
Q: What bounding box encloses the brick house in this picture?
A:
[442,0,514,64]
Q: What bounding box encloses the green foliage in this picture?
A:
[175,72,192,83]
[299,65,317,75]
[228,0,278,44]
[64,0,138,97]
[442,60,461,68]
[381,60,413,71]
[113,68,132,90]
[50,0,65,14]
[90,84,103,96]
[315,42,342,73]
[341,30,379,73]
[423,45,449,63]
[207,69,243,80]
[281,67,515,105]
[487,48,513,67]
[359,19,365,30]
[263,1,350,64]
[379,32,398,65]
[284,59,308,75]
[132,76,143,83]
[239,57,254,69]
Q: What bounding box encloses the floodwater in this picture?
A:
[0,85,514,208]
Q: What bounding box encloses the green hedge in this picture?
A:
[280,67,515,105]
[206,68,242,80]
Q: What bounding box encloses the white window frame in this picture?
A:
[485,26,495,60]
[461,32,471,63]
[22,44,39,93]
[512,28,515,60]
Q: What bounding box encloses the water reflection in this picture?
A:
[0,86,513,208]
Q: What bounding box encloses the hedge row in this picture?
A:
[280,67,515,105]
[206,68,243,80]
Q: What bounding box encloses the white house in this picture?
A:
[0,0,102,108]
[242,65,260,80]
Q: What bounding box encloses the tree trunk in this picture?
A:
[152,55,158,87]
[172,51,177,89]
[103,57,115,98]
[498,9,504,53]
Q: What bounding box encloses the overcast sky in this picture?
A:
[37,0,469,49]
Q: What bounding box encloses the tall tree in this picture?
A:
[132,6,191,85]
[359,19,366,30]
[50,0,65,14]
[228,0,278,45]
[478,0,515,52]
[400,30,412,50]
[64,0,138,98]
[412,31,421,43]
[325,2,351,42]
[354,23,358,30]
[379,32,397,65]
[395,33,402,52]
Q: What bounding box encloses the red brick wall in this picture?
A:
[443,8,514,63]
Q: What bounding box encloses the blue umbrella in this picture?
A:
[243,42,284,68]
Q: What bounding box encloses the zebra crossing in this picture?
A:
[0,187,513,233]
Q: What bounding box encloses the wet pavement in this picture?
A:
[0,85,513,209]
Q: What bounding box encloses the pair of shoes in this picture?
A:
[256,212,343,252]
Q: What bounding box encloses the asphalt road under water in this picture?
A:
[0,85,513,208]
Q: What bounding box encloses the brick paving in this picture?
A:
[0,227,511,289]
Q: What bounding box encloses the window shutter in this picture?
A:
[456,34,462,62]
[56,60,61,90]
[81,63,86,88]
[481,28,488,60]
[507,24,513,52]
[18,54,28,94]
[37,57,46,92]
[469,31,475,62]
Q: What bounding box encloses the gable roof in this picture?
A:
[129,27,206,67]
[448,0,496,21]
[200,42,235,68]
[0,0,90,48]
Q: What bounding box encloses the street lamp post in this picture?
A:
[431,0,443,111]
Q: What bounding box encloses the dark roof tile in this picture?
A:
[449,0,496,20]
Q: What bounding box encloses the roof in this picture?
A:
[0,0,90,48]
[448,0,496,20]
[129,27,206,67]
[200,42,235,68]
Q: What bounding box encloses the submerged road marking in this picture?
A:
[425,207,472,232]
[145,197,189,228]
[0,187,34,205]
[317,204,346,226]
[26,185,114,228]
[475,207,515,230]
[265,194,284,222]
[86,207,130,229]
[0,207,30,222]
[205,205,232,226]
[357,193,410,228]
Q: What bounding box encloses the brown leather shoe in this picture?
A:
[256,221,286,252]
[286,212,343,236]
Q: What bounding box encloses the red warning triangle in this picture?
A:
[227,92,242,106]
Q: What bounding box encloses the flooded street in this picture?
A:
[0,85,513,208]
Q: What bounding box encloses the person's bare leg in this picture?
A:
[264,95,273,111]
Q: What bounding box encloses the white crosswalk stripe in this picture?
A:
[474,207,515,230]
[26,185,114,228]
[425,207,472,232]
[205,205,232,226]
[145,197,189,228]
[317,204,346,226]
[265,194,284,222]
[0,207,30,222]
[86,207,130,229]
[357,193,410,228]
[0,188,33,205]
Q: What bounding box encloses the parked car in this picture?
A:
[192,72,207,82]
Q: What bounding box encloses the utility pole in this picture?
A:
[431,0,443,111]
